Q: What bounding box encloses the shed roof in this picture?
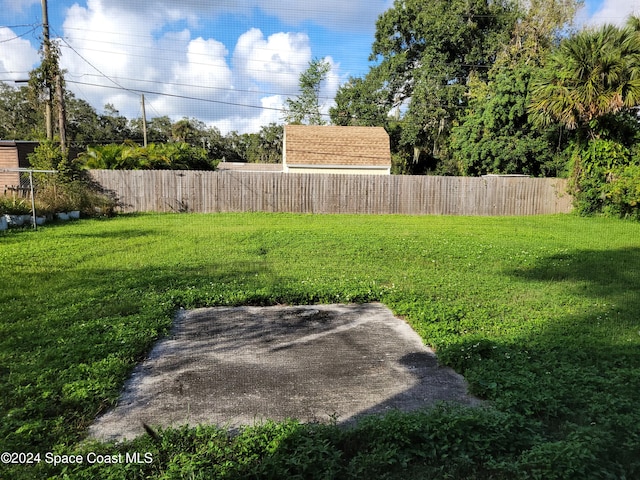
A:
[217,162,283,173]
[284,125,391,167]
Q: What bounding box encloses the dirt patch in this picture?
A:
[89,303,481,442]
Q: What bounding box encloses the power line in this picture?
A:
[63,30,336,62]
[54,30,138,95]
[64,72,334,101]
[58,41,323,81]
[0,71,31,77]
[0,22,41,29]
[64,79,338,120]
[65,79,289,114]
[0,25,40,43]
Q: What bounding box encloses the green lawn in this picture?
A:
[1,213,639,479]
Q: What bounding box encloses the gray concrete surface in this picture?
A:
[89,303,481,442]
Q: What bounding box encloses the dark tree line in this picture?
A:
[0,83,283,167]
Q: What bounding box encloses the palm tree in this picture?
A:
[529,18,640,138]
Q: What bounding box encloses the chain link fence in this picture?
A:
[1,168,57,230]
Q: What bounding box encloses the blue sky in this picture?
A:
[0,0,638,134]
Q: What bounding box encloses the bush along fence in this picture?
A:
[88,170,572,216]
[1,167,118,231]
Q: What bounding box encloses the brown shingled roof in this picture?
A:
[217,162,283,172]
[284,125,391,167]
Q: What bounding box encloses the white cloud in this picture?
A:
[1,0,39,14]
[148,36,236,123]
[214,94,286,135]
[0,0,351,134]
[79,0,390,33]
[233,28,312,92]
[580,0,640,26]
[0,27,39,80]
[61,1,235,123]
[55,0,344,134]
[176,37,232,86]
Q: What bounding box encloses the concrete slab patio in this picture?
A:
[89,303,481,442]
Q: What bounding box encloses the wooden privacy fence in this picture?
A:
[89,170,572,216]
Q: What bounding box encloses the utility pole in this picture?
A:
[41,0,66,153]
[41,0,53,141]
[56,73,67,154]
[141,94,148,147]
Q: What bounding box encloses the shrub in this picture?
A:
[0,196,31,215]
[569,139,640,218]
[77,142,216,170]
[28,141,117,216]
[602,165,640,219]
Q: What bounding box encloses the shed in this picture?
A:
[283,125,391,175]
[0,141,38,194]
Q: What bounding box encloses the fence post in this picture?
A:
[29,170,36,230]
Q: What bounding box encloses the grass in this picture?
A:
[1,212,639,479]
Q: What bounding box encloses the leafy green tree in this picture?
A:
[145,116,173,143]
[529,19,640,139]
[244,123,284,163]
[330,74,390,127]
[171,117,202,144]
[0,83,40,140]
[529,17,640,215]
[452,0,581,176]
[283,58,331,125]
[98,104,132,143]
[370,0,517,167]
[452,68,561,176]
[65,93,101,146]
[255,123,283,163]
[199,125,226,161]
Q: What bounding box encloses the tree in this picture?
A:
[330,74,390,127]
[171,118,199,143]
[222,131,251,162]
[65,93,101,146]
[528,17,640,215]
[452,67,564,176]
[241,123,283,163]
[370,0,517,167]
[452,0,581,176]
[0,83,40,139]
[255,123,283,163]
[146,116,173,143]
[283,58,331,125]
[330,0,517,172]
[99,104,131,143]
[529,18,640,139]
